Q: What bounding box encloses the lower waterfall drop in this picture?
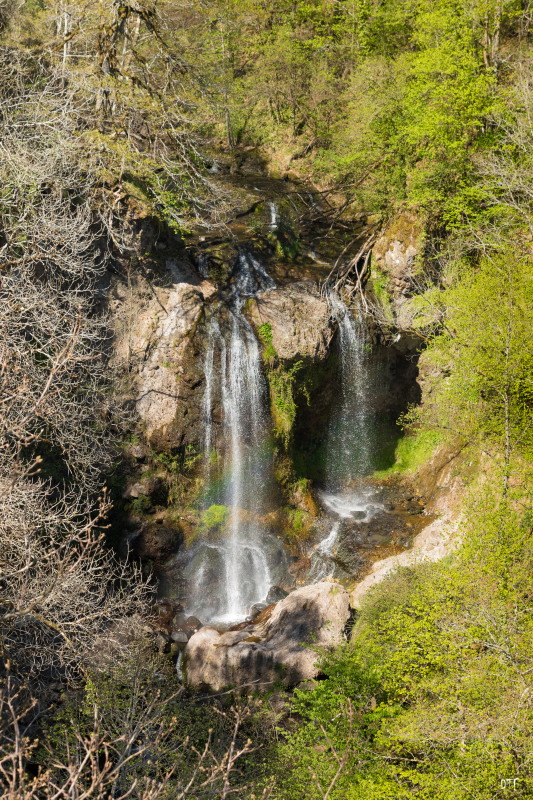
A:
[312,292,381,575]
[220,306,272,622]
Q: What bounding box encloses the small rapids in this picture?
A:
[319,490,383,523]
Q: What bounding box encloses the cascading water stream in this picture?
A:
[183,251,277,624]
[221,305,271,622]
[202,317,218,483]
[312,292,381,575]
[268,201,279,229]
[326,292,372,485]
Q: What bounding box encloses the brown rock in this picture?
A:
[184,581,350,691]
[134,524,182,563]
[248,281,335,362]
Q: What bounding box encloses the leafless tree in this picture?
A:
[0,668,273,800]
[477,58,533,234]
[0,475,152,686]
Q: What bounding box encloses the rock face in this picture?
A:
[248,280,335,361]
[184,581,350,691]
[135,267,204,450]
[349,442,468,609]
[132,523,183,564]
[373,211,422,296]
[372,211,426,335]
[349,516,459,609]
[111,257,210,450]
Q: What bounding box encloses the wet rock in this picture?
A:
[123,474,164,501]
[134,524,182,564]
[184,581,350,691]
[265,585,288,604]
[249,602,269,618]
[289,555,311,576]
[171,611,189,630]
[350,515,459,609]
[185,616,203,633]
[171,631,189,644]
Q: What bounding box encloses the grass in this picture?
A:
[373,429,444,478]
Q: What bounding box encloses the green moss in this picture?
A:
[374,429,444,478]
[370,265,395,323]
[201,504,230,531]
[256,322,307,450]
[268,361,305,449]
[258,322,277,364]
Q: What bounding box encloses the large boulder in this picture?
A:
[184,581,350,691]
[247,280,335,362]
[132,523,183,564]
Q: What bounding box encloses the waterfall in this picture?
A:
[184,252,277,624]
[221,306,271,621]
[197,252,210,279]
[233,248,276,298]
[326,292,372,487]
[268,201,279,229]
[202,317,218,481]
[312,292,381,571]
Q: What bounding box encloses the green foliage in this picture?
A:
[369,265,394,323]
[414,250,533,486]
[258,321,277,364]
[153,446,202,474]
[274,488,533,800]
[201,503,229,531]
[267,360,305,450]
[257,322,307,449]
[282,505,314,545]
[125,493,152,515]
[374,429,445,478]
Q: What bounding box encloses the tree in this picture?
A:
[415,250,533,490]
[0,29,151,699]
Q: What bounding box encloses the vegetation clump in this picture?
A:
[201,503,230,533]
[257,322,307,450]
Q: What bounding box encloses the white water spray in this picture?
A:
[313,292,379,561]
[268,201,279,229]
[185,253,277,624]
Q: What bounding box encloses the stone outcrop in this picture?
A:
[248,280,335,362]
[132,522,184,565]
[349,515,459,609]
[371,211,426,336]
[349,442,467,609]
[111,258,211,450]
[373,212,422,296]
[184,581,350,691]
